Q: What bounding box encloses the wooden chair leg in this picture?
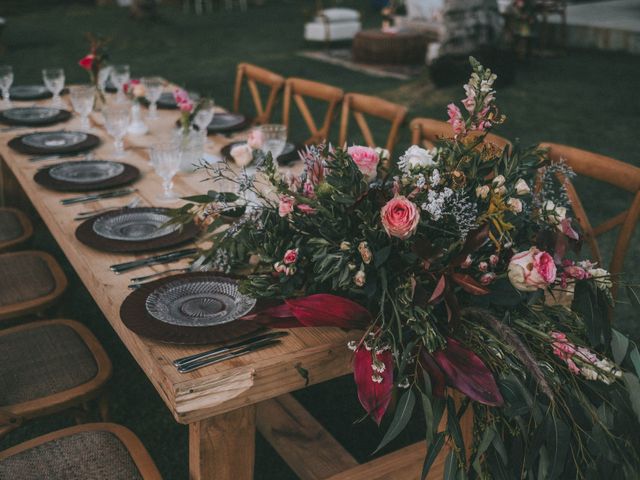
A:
[98,393,110,422]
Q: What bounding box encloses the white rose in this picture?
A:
[588,267,612,290]
[494,185,506,196]
[400,145,436,172]
[476,185,490,199]
[375,147,390,162]
[492,175,505,187]
[543,200,567,227]
[507,197,522,213]
[230,144,253,167]
[515,178,530,195]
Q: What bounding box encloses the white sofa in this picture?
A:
[304,8,362,43]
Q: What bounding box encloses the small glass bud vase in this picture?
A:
[128,102,148,136]
[173,128,204,173]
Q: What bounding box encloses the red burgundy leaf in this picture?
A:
[419,351,446,398]
[241,303,301,328]
[451,223,490,266]
[353,347,394,425]
[450,273,490,296]
[432,338,504,406]
[285,294,372,329]
[428,275,447,305]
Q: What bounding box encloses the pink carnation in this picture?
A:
[348,146,379,182]
[380,196,420,240]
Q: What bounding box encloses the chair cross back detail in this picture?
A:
[339,93,408,167]
[283,78,344,145]
[410,117,511,151]
[541,142,640,291]
[233,63,285,125]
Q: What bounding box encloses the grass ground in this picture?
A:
[1,1,640,478]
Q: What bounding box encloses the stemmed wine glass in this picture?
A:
[260,124,288,161]
[110,64,130,103]
[103,104,131,158]
[0,66,14,108]
[193,98,215,141]
[141,76,163,119]
[42,68,65,107]
[97,65,112,95]
[69,85,95,131]
[150,143,182,202]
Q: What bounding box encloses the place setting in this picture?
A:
[34,159,140,192]
[8,130,101,156]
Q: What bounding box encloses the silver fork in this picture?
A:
[74,196,141,220]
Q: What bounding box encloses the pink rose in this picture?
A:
[173,88,190,105]
[78,54,95,71]
[247,128,263,150]
[278,195,295,217]
[178,99,194,113]
[380,196,420,240]
[348,146,379,182]
[480,272,496,285]
[564,265,587,280]
[508,247,557,292]
[283,248,298,264]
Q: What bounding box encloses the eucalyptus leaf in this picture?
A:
[611,329,629,364]
[623,372,640,424]
[373,389,416,453]
[422,433,446,479]
[630,347,640,377]
[444,450,460,479]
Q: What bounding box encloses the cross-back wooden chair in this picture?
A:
[233,63,285,125]
[541,142,640,296]
[282,78,344,145]
[338,92,408,167]
[410,117,511,150]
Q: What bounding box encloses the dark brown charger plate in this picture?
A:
[119,272,262,344]
[221,141,300,165]
[8,131,101,156]
[76,207,199,253]
[34,161,140,192]
[0,108,71,127]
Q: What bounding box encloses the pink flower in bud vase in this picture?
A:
[283,249,298,265]
[247,128,263,150]
[78,54,95,71]
[278,195,295,217]
[508,247,557,292]
[380,196,420,240]
[178,99,194,113]
[348,146,379,182]
[173,88,190,105]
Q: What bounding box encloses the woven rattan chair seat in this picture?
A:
[0,251,57,307]
[0,209,24,243]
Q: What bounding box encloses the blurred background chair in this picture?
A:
[0,208,33,252]
[0,319,112,439]
[233,63,285,125]
[0,251,67,322]
[0,423,162,479]
[410,117,511,150]
[283,78,344,145]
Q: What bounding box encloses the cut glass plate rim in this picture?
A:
[91,208,179,242]
[3,106,61,121]
[21,131,88,148]
[48,160,126,183]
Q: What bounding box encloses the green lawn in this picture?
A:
[1,1,640,478]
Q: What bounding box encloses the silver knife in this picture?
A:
[173,331,288,368]
[110,248,198,273]
[61,188,137,205]
[177,338,282,373]
[30,153,88,163]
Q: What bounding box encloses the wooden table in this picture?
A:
[0,90,468,479]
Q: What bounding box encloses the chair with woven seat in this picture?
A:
[0,250,67,321]
[233,63,285,125]
[0,207,33,251]
[0,423,162,479]
[338,92,408,166]
[283,78,344,145]
[0,319,112,438]
[540,142,640,297]
[410,117,511,150]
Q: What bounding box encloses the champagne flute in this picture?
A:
[42,68,65,107]
[110,64,130,103]
[260,124,287,161]
[69,85,95,131]
[0,65,14,108]
[141,76,163,119]
[150,143,182,202]
[193,98,215,141]
[103,104,131,158]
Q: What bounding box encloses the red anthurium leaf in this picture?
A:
[428,275,447,305]
[241,303,302,328]
[353,347,394,425]
[432,338,504,406]
[419,351,447,398]
[285,294,372,329]
[450,273,490,295]
[560,218,580,241]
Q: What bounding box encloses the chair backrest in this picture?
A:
[339,92,408,167]
[282,78,344,145]
[233,63,285,125]
[410,117,511,150]
[541,142,640,287]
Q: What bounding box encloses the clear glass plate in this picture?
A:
[145,277,256,327]
[49,160,125,184]
[22,131,88,149]
[92,209,179,242]
[208,113,245,129]
[9,85,49,99]
[4,107,60,122]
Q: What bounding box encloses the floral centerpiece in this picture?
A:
[174,59,640,478]
[78,33,110,108]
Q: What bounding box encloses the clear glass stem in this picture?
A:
[163,179,174,198]
[114,137,125,157]
[116,88,125,103]
[149,103,158,119]
[80,115,90,131]
[1,88,10,107]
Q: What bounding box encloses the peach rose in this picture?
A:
[348,146,379,182]
[508,247,557,292]
[380,196,420,240]
[230,144,253,167]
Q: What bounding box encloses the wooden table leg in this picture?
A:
[189,405,257,480]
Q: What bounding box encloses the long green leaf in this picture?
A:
[623,372,640,424]
[422,433,446,479]
[630,347,640,377]
[447,396,465,454]
[421,392,435,444]
[611,329,629,364]
[373,389,416,453]
[444,450,460,479]
[472,427,496,475]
